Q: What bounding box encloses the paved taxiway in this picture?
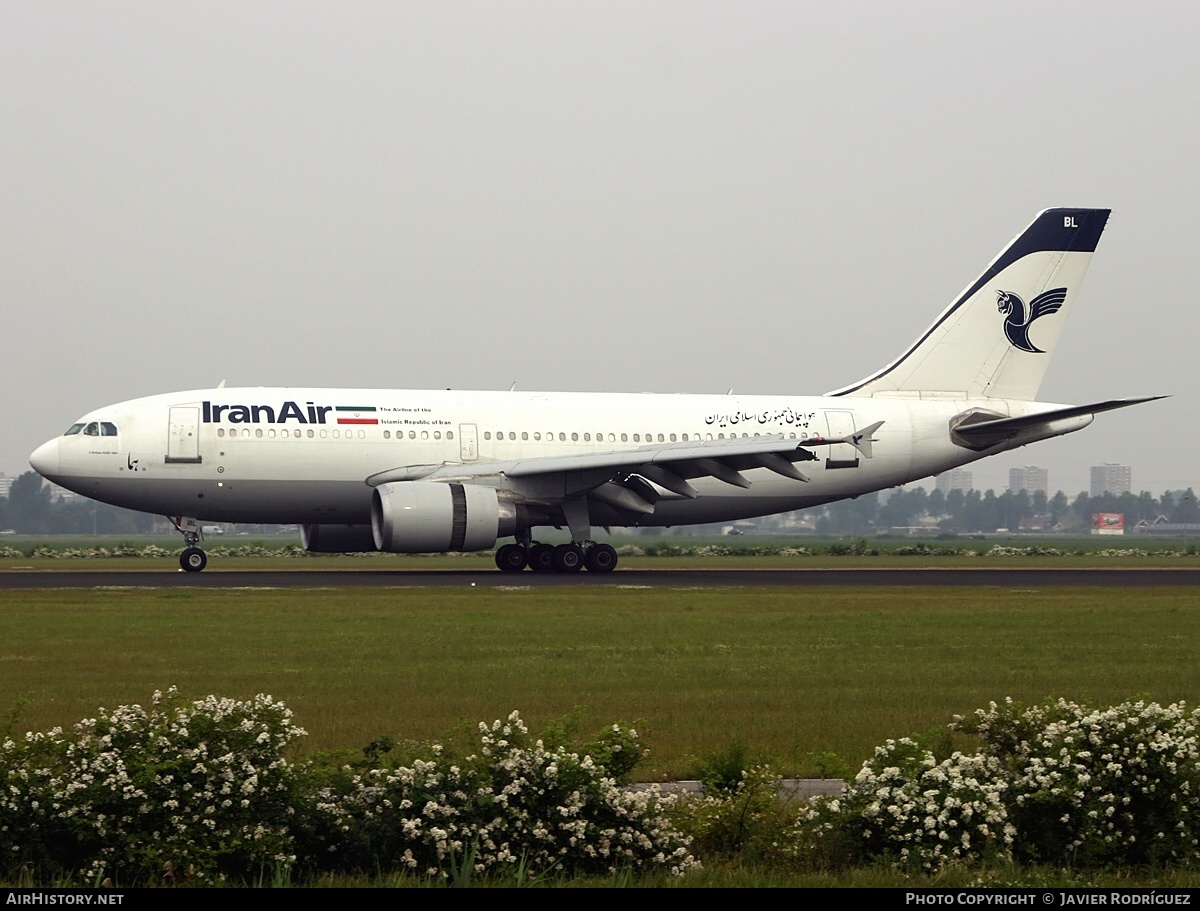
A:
[2,568,1199,589]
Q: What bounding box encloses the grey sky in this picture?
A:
[2,2,1195,498]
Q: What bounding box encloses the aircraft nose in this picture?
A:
[29,438,60,479]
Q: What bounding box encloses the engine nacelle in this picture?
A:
[371,481,517,553]
[300,523,378,553]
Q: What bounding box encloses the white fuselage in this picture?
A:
[30,387,1068,527]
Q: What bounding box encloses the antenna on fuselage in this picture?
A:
[217,379,226,389]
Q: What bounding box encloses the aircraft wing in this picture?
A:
[365,422,884,508]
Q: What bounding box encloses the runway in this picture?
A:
[3,567,1200,589]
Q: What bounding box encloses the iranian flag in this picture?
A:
[335,406,379,425]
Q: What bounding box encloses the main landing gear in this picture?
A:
[494,497,618,574]
[171,517,208,572]
[494,541,619,574]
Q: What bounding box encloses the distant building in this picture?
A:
[0,474,12,498]
[1009,466,1048,494]
[935,469,973,493]
[1090,463,1131,497]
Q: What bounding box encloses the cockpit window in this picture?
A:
[63,424,84,436]
[84,423,99,436]
[101,422,117,436]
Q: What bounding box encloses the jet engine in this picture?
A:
[299,523,378,553]
[371,481,520,553]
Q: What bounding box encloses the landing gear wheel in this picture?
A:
[552,543,585,573]
[495,543,528,573]
[527,544,556,573]
[584,543,618,573]
[180,547,207,573]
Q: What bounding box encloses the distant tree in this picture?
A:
[1048,491,1069,524]
[1172,489,1200,525]
[926,488,946,517]
[7,471,52,533]
[1031,489,1048,515]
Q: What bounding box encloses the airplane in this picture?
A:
[29,208,1162,574]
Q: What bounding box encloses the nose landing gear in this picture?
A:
[180,546,208,572]
[171,517,208,572]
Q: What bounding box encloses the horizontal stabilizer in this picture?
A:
[953,396,1165,447]
[956,396,1164,438]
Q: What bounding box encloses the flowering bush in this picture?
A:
[792,737,1012,871]
[684,764,796,862]
[792,698,1200,872]
[300,711,696,879]
[0,697,695,884]
[984,545,1066,557]
[0,688,305,883]
[960,698,1200,867]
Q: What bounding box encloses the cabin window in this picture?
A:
[633,433,640,442]
[620,433,628,442]
[409,431,416,440]
[217,428,225,438]
[509,432,516,441]
[583,433,590,442]
[296,430,303,438]
[267,429,276,438]
[558,432,566,442]
[383,430,390,439]
[669,433,676,442]
[421,431,429,440]
[333,430,340,439]
[255,429,263,438]
[434,431,442,440]
[446,431,453,440]
[533,432,541,441]
[521,431,528,441]
[484,431,491,440]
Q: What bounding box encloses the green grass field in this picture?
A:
[2,582,1197,780]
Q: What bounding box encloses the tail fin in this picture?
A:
[829,208,1110,402]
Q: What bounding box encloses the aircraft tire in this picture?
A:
[180,547,208,573]
[495,543,528,572]
[552,543,585,573]
[527,544,556,573]
[584,543,618,573]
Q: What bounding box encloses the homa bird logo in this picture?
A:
[996,287,1067,353]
